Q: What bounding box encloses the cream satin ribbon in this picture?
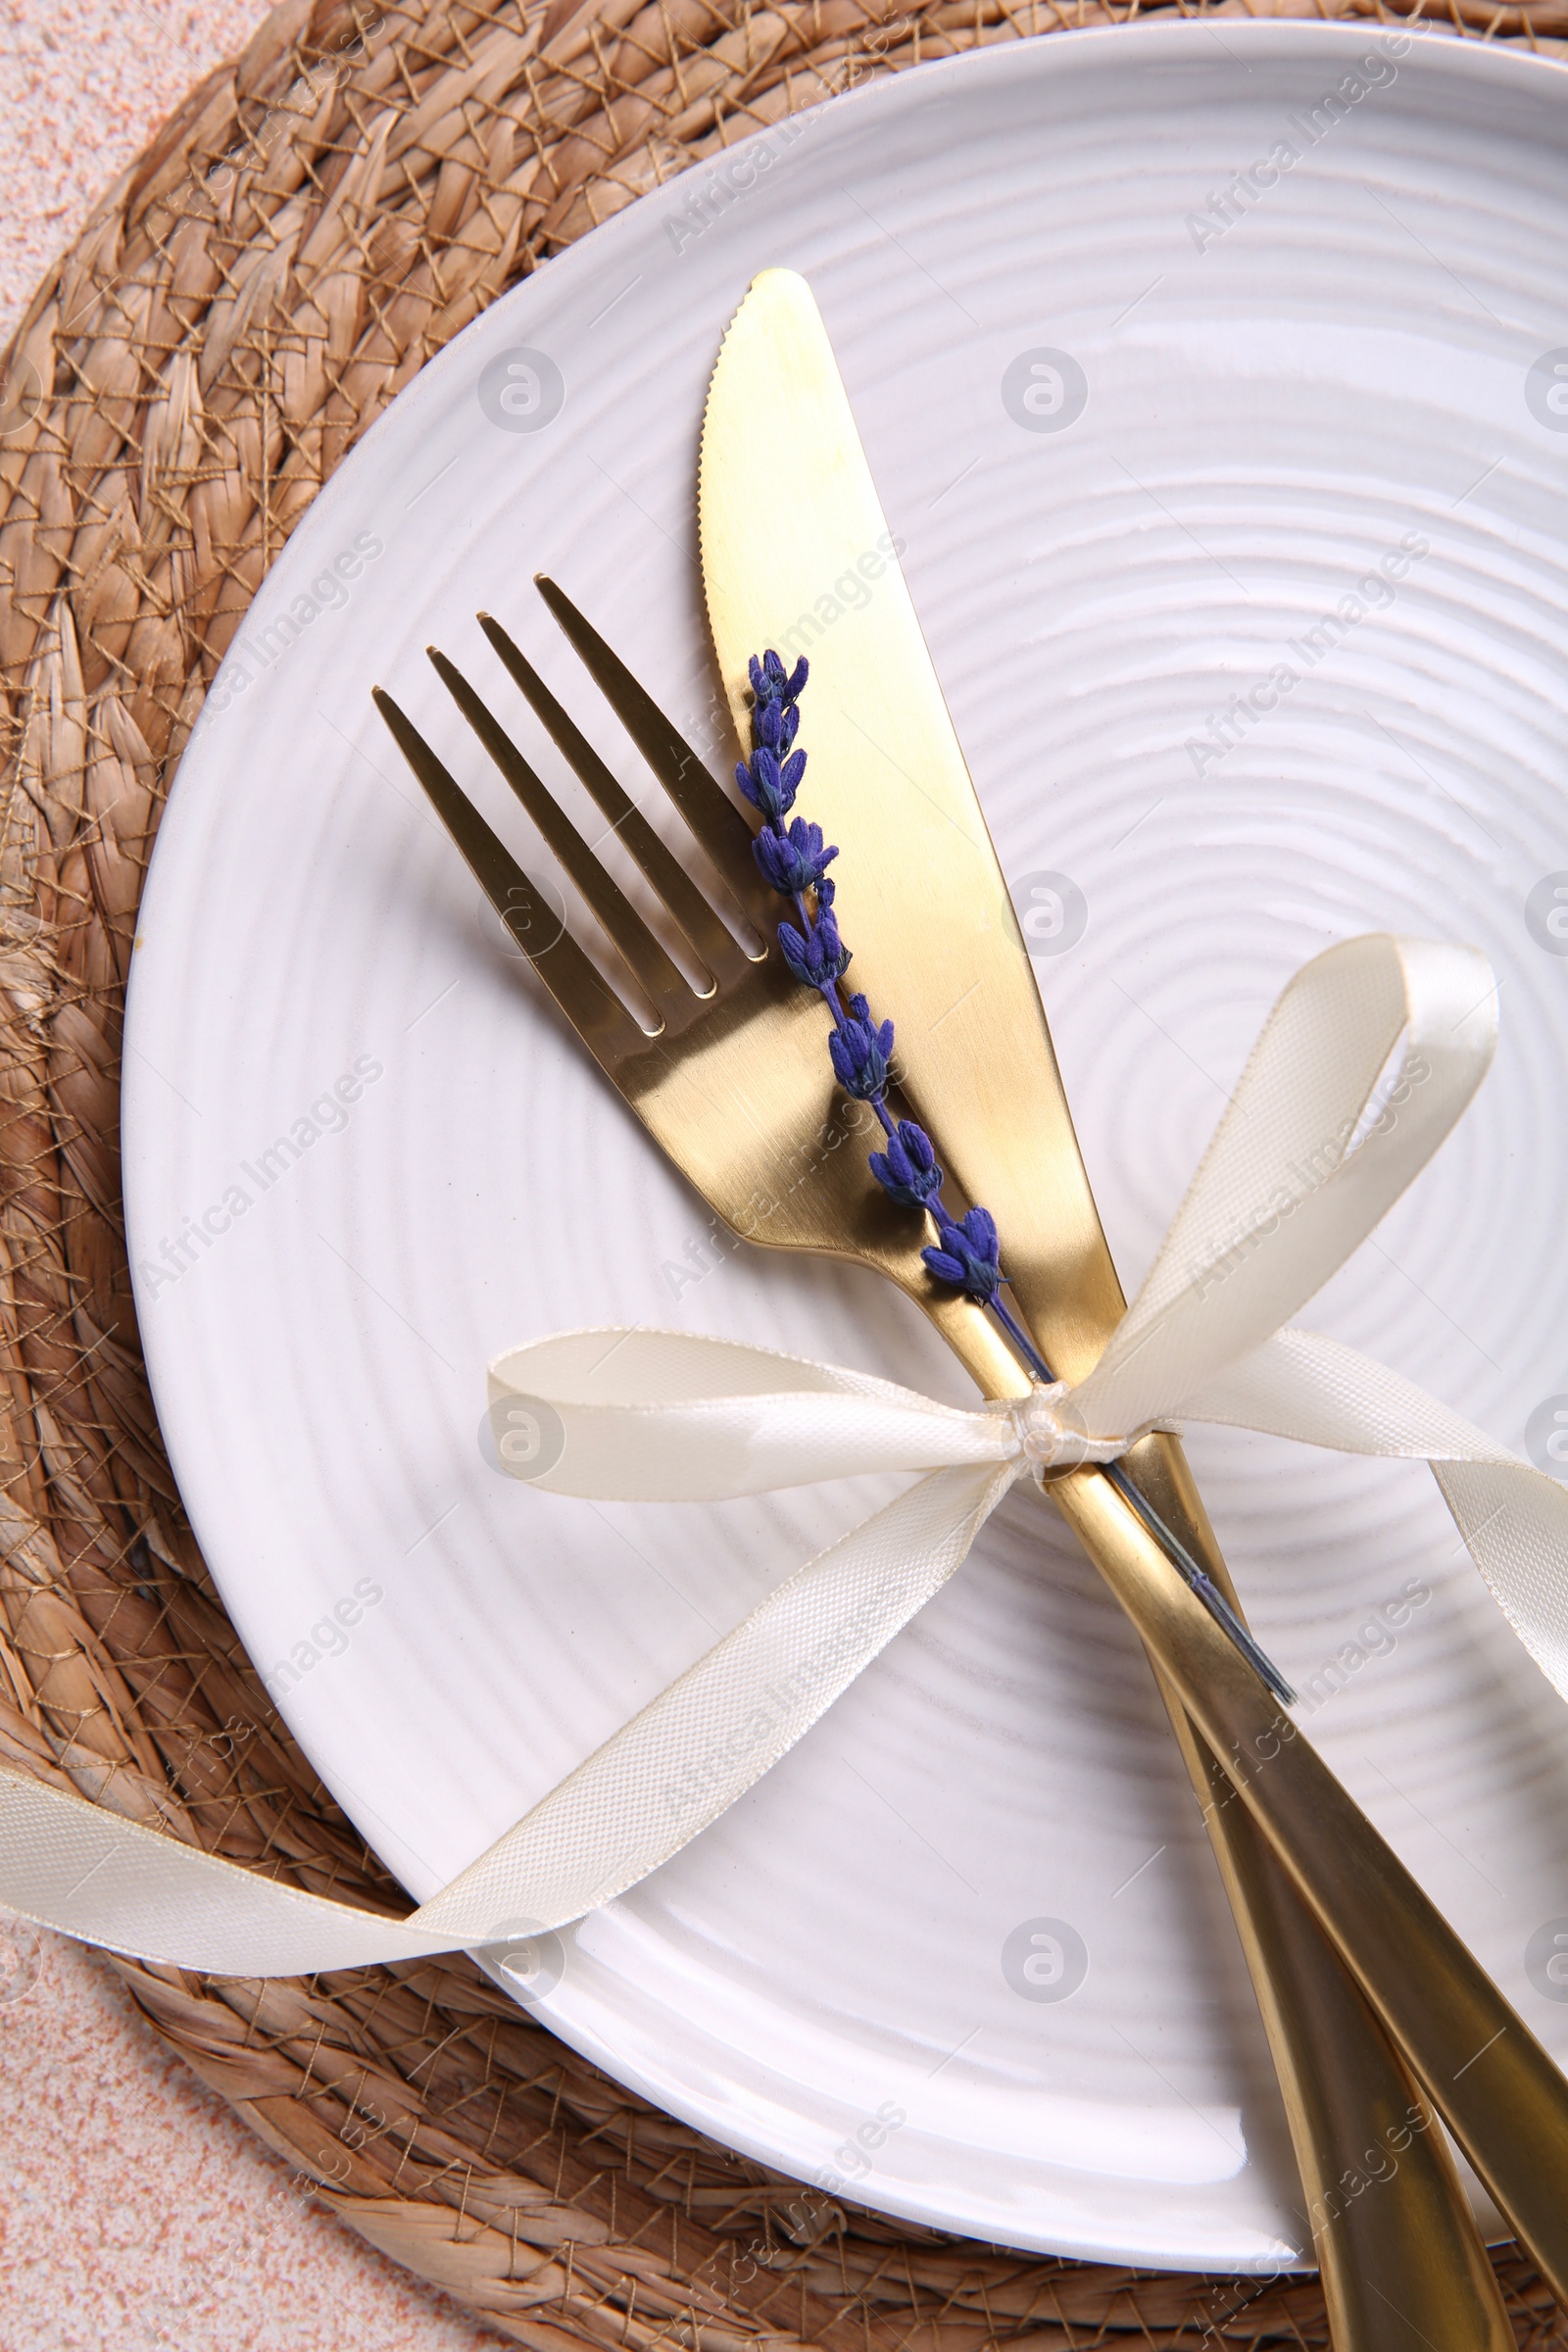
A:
[3,933,1563,1980]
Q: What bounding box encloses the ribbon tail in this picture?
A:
[1182,1327,1568,1707]
[1429,1461,1568,1706]
[0,1462,1015,1976]
[0,1767,460,1975]
[412,1456,1019,1936]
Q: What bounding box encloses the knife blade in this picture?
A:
[699,266,1511,2347]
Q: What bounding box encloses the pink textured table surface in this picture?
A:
[0,6,502,2344]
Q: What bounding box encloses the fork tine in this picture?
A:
[534,575,763,911]
[477,612,749,976]
[426,647,699,1009]
[371,688,645,1061]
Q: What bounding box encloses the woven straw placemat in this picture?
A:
[2,0,1566,2342]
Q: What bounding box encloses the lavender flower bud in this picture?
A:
[828,995,894,1100]
[869,1120,943,1208]
[735,744,805,823]
[749,649,808,708]
[777,904,851,988]
[735,746,784,821]
[922,1206,1002,1304]
[753,818,838,898]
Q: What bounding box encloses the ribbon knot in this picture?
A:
[1004,1385,1131,1473]
[4,932,1568,1981]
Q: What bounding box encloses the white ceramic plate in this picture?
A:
[124,22,1568,2271]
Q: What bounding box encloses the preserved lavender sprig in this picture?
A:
[738,647,1026,1337]
[736,648,1295,1707]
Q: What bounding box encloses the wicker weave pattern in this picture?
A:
[2,0,1567,2341]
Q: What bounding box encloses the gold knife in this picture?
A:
[700,268,1514,2347]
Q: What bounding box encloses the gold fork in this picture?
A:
[372,586,1568,2324]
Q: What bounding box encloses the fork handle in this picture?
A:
[1048,1459,1568,2310]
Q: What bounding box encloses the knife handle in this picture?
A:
[1047,1456,1568,2312]
[1158,1689,1512,2349]
[1117,1433,1512,2350]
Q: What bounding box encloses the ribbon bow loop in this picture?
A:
[1071,934,1497,1440]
